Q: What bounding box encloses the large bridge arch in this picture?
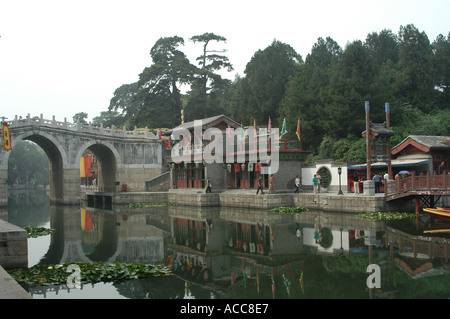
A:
[4,131,70,204]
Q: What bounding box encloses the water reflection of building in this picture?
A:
[167,206,306,296]
[166,205,392,295]
[294,210,386,255]
[386,225,450,278]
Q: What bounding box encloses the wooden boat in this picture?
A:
[423,207,450,221]
[423,223,450,234]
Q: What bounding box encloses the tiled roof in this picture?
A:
[170,114,240,132]
[395,135,450,149]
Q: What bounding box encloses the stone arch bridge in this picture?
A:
[0,114,164,207]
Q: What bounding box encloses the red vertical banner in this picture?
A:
[80,155,92,177]
[84,155,92,178]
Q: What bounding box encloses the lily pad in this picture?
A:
[24,227,56,238]
[357,212,419,220]
[128,202,175,208]
[8,262,172,285]
[269,206,309,214]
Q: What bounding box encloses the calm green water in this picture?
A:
[4,188,450,299]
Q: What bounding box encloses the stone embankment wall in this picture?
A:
[0,219,27,269]
[110,191,393,213]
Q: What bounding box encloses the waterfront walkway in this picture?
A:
[108,188,394,213]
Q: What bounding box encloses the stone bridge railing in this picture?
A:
[6,114,157,139]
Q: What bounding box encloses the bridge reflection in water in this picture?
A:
[5,189,450,299]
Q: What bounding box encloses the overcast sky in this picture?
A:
[1,0,449,123]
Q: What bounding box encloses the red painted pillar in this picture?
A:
[365,101,371,180]
[385,102,393,180]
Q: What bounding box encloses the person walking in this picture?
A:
[205,177,212,193]
[313,175,319,194]
[294,175,301,193]
[256,176,264,195]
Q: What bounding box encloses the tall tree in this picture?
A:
[395,24,435,112]
[108,82,142,123]
[136,36,195,127]
[185,33,233,120]
[73,112,89,124]
[92,110,125,128]
[236,40,303,125]
[326,40,375,138]
[365,29,399,67]
[432,32,450,108]
[279,37,340,151]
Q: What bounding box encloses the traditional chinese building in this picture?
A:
[391,135,450,174]
[167,114,309,193]
[167,114,241,191]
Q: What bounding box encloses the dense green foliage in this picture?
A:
[93,25,449,159]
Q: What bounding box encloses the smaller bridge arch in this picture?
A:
[76,140,122,192]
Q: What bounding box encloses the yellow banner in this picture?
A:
[1,123,12,151]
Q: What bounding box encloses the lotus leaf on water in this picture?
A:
[357,212,419,220]
[8,262,172,285]
[127,202,175,208]
[24,227,56,238]
[269,206,309,214]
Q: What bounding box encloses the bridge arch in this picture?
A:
[76,140,121,192]
[7,131,69,203]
